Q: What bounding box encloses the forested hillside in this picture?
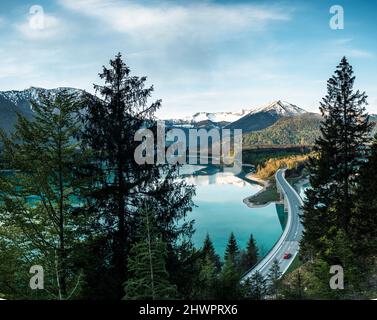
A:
[243,113,322,146]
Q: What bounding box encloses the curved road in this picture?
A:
[243,169,304,280]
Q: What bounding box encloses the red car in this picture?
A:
[283,252,292,259]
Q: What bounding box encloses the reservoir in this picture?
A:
[180,165,285,258]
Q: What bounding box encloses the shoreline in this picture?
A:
[243,173,281,208]
[243,169,309,209]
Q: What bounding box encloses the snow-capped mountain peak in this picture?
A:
[250,100,306,116]
[167,100,307,126]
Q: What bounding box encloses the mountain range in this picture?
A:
[167,109,253,128]
[167,100,309,132]
[0,87,375,146]
[0,87,85,133]
[224,100,307,132]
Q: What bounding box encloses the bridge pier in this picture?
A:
[277,182,288,211]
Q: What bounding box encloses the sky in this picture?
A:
[0,0,376,118]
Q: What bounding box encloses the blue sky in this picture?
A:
[0,0,376,118]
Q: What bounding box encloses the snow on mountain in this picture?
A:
[0,87,85,109]
[0,87,87,134]
[250,100,307,116]
[0,88,310,135]
[224,100,308,132]
[167,100,306,127]
[184,109,253,124]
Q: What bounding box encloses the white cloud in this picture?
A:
[16,14,64,40]
[59,0,291,40]
[346,49,373,58]
[333,38,353,45]
[0,61,36,80]
[328,38,373,59]
[327,47,374,59]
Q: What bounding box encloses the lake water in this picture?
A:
[181,166,284,258]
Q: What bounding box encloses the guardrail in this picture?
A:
[242,169,298,280]
[277,170,304,275]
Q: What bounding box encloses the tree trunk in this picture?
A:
[58,129,67,298]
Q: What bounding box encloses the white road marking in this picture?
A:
[242,170,304,279]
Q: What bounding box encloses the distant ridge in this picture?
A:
[164,108,253,128]
[0,86,83,104]
[0,87,85,133]
[165,100,308,130]
[225,100,307,133]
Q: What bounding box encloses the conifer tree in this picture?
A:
[195,256,218,299]
[77,53,195,298]
[352,135,377,258]
[190,234,221,299]
[295,271,304,299]
[301,57,373,261]
[216,234,243,299]
[239,233,259,272]
[124,207,176,300]
[224,232,239,265]
[0,90,86,299]
[217,257,241,299]
[246,233,259,266]
[242,271,267,300]
[267,259,282,297]
[202,233,221,271]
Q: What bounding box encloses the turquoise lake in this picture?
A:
[180,166,284,258]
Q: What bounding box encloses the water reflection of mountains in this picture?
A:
[182,168,250,187]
